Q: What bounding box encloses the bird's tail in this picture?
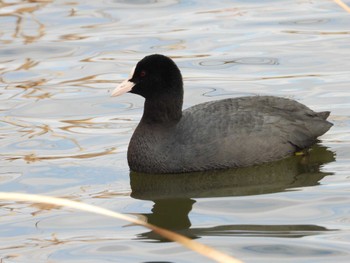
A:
[316,111,331,120]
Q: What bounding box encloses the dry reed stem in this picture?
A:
[0,192,243,263]
[333,0,350,13]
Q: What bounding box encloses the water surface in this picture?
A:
[1,0,350,262]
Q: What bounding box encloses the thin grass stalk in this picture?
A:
[333,0,350,13]
[0,192,243,263]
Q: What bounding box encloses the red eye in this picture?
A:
[140,70,146,77]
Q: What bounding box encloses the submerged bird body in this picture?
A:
[112,54,332,174]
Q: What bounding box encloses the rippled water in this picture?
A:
[1,0,350,262]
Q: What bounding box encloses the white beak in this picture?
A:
[111,66,136,97]
[111,79,135,97]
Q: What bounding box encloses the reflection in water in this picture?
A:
[8,147,116,163]
[191,224,331,238]
[130,145,335,241]
[282,30,350,35]
[1,1,49,44]
[279,18,330,25]
[199,57,279,67]
[137,199,197,242]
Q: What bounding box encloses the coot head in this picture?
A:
[111,54,183,100]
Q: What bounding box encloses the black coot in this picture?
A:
[111,54,332,174]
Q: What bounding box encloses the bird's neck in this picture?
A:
[141,94,183,125]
